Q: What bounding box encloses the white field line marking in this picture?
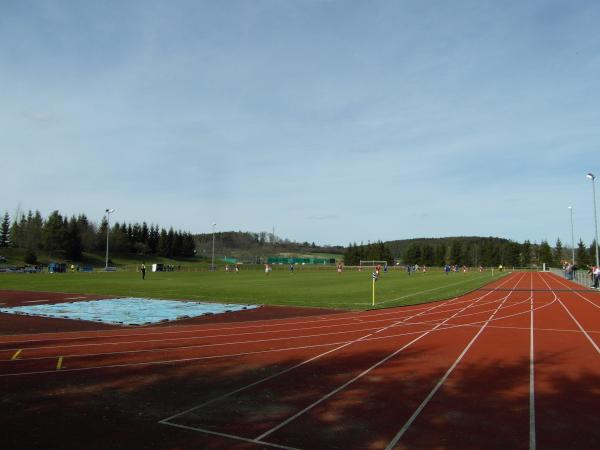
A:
[254,274,519,442]
[5,293,533,357]
[12,288,541,363]
[161,421,300,450]
[538,274,600,354]
[159,278,519,427]
[530,273,536,450]
[384,280,525,449]
[65,297,87,300]
[376,273,495,305]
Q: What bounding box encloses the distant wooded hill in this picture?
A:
[383,236,586,267]
[195,231,345,263]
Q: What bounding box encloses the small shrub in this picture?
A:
[24,250,37,264]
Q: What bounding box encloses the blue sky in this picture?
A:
[2,0,599,246]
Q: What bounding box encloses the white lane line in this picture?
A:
[0,301,457,344]
[530,273,536,450]
[0,276,521,378]
[543,273,600,311]
[7,287,547,367]
[159,421,300,450]
[538,274,600,355]
[0,275,508,344]
[254,274,525,442]
[159,281,510,427]
[384,276,523,450]
[557,299,600,354]
[5,293,534,356]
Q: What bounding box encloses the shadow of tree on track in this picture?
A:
[2,345,600,450]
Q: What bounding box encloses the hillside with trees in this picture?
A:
[194,231,344,263]
[0,209,195,265]
[386,236,597,268]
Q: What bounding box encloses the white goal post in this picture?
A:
[359,260,388,267]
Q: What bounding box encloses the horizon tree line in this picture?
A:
[0,209,195,263]
[399,237,599,268]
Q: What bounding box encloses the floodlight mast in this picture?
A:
[587,173,599,267]
[105,208,115,271]
[211,223,217,271]
[568,206,575,266]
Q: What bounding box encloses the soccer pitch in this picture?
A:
[0,268,506,310]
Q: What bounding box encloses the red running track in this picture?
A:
[1,271,599,449]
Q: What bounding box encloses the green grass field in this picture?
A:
[0,268,506,310]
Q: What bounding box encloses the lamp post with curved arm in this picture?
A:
[105,208,115,271]
[587,173,599,267]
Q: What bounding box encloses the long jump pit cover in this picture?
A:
[0,298,259,325]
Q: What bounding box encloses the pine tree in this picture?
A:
[553,238,564,265]
[0,212,10,247]
[43,211,67,257]
[521,240,532,266]
[576,239,589,266]
[64,216,84,261]
[537,240,554,267]
[589,240,599,266]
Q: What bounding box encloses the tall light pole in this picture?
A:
[105,208,115,271]
[568,206,575,265]
[587,173,599,267]
[211,223,216,271]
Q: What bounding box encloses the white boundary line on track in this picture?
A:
[159,421,300,450]
[543,272,600,311]
[384,273,527,449]
[538,274,600,355]
[1,293,539,358]
[1,298,556,367]
[0,282,525,350]
[252,274,519,443]
[159,272,524,439]
[157,297,465,425]
[0,304,434,344]
[1,286,531,361]
[0,276,498,344]
[1,297,557,377]
[530,273,536,450]
[2,278,554,375]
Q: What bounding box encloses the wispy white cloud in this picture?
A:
[0,1,598,244]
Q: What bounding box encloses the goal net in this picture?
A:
[359,260,388,267]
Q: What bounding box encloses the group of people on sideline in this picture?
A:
[562,261,600,288]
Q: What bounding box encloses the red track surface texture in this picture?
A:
[1,272,599,449]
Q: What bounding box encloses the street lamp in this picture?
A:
[587,173,599,267]
[211,223,216,271]
[568,206,575,266]
[105,208,115,271]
